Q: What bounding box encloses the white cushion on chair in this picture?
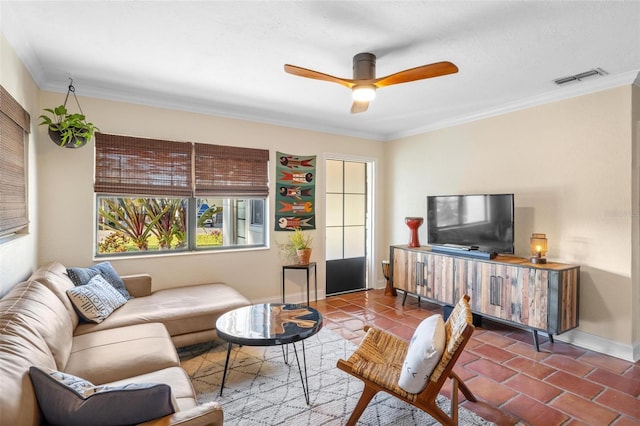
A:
[398,314,446,393]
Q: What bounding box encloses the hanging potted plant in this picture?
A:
[39,79,99,148]
[39,105,99,148]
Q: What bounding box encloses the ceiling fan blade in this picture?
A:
[350,100,369,114]
[284,64,355,88]
[374,61,458,88]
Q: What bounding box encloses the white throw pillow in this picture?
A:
[398,314,446,393]
[67,274,127,323]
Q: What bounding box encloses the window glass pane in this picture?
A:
[195,197,266,249]
[344,162,366,194]
[196,198,224,248]
[344,226,365,258]
[326,194,343,227]
[325,160,343,193]
[326,227,343,260]
[96,196,188,254]
[344,194,365,226]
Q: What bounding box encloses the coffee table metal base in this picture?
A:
[219,340,311,404]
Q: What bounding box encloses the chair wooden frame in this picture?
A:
[336,295,477,426]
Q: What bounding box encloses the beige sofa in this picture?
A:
[0,262,251,426]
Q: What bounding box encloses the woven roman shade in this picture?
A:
[0,86,30,236]
[195,143,269,197]
[95,133,192,196]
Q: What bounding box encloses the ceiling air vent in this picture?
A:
[554,68,608,85]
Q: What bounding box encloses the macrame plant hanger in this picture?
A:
[63,78,84,116]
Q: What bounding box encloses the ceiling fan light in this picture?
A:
[352,85,376,102]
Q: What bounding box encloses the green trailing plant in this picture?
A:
[39,104,99,147]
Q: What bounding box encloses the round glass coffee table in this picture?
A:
[215,303,323,404]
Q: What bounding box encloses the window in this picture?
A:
[95,133,268,256]
[0,86,30,238]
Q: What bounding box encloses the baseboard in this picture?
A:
[555,329,639,362]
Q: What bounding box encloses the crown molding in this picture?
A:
[390,69,640,141]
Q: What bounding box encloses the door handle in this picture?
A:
[490,276,503,306]
[414,262,422,287]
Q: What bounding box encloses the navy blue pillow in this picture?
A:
[29,366,176,426]
[67,262,132,300]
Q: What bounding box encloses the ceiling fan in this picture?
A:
[284,52,458,113]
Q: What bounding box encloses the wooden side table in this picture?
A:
[282,262,317,306]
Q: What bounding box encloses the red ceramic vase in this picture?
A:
[405,217,424,248]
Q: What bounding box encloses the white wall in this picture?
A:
[0,34,39,296]
[386,86,638,360]
[36,91,387,303]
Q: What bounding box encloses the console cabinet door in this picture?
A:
[423,252,454,304]
[453,258,471,303]
[507,267,549,330]
[392,247,419,294]
[460,261,510,320]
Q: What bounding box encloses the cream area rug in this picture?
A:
[178,328,495,426]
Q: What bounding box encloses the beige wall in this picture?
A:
[2,30,638,360]
[36,91,387,302]
[387,86,637,360]
[0,34,39,295]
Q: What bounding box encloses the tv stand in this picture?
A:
[390,245,580,351]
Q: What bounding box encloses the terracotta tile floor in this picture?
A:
[311,289,640,426]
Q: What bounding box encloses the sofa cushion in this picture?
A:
[73,283,251,347]
[29,366,176,426]
[29,262,80,328]
[65,323,180,385]
[67,261,131,300]
[106,367,198,412]
[0,282,59,426]
[67,275,128,323]
[0,279,74,371]
[398,314,446,394]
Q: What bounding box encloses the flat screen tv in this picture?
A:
[426,194,514,254]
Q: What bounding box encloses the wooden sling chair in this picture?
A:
[336,295,477,426]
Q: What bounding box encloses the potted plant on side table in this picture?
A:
[279,227,313,264]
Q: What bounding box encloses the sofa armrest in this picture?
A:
[137,402,223,426]
[122,274,153,297]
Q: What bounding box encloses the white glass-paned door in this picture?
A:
[325,159,368,295]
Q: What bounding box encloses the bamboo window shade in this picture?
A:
[0,86,30,236]
[95,133,269,197]
[195,143,269,197]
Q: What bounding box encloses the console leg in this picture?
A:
[532,330,540,352]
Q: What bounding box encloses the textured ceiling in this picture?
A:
[1,1,639,141]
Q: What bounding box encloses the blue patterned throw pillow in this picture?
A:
[67,275,127,323]
[67,261,132,299]
[29,366,176,426]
